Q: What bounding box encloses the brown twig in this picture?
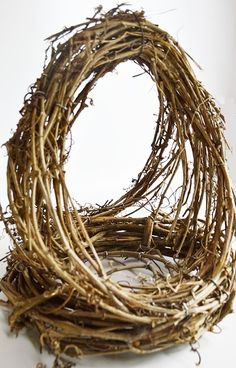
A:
[0,5,235,361]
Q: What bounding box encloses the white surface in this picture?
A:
[0,0,235,367]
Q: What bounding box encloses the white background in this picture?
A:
[0,0,235,367]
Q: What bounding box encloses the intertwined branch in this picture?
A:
[0,6,235,360]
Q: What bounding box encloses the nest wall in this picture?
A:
[0,7,236,359]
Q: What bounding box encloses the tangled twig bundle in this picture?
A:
[1,6,236,360]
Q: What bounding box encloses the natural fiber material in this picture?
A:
[1,6,236,359]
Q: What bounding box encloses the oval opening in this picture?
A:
[65,61,159,208]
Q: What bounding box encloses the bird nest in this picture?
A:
[1,6,236,361]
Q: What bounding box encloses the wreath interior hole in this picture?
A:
[64,60,158,214]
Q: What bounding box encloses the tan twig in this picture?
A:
[0,5,235,361]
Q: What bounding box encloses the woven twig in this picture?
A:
[0,6,235,359]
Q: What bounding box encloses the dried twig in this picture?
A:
[0,5,235,360]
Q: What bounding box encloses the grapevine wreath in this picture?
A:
[1,6,236,362]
